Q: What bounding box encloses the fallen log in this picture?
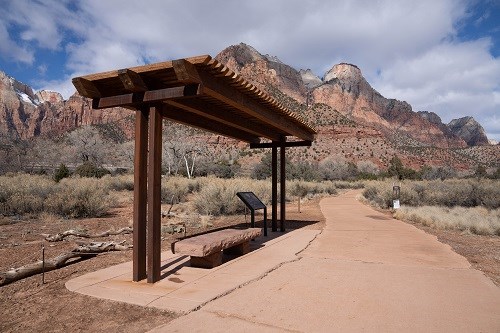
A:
[42,227,133,242]
[0,241,132,286]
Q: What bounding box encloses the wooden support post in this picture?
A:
[271,144,278,232]
[133,108,148,282]
[280,138,286,232]
[147,106,163,283]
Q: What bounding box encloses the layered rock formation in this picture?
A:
[216,43,307,103]
[0,71,133,140]
[447,116,489,146]
[310,63,467,148]
[216,44,471,148]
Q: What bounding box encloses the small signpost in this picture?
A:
[392,185,401,209]
[236,192,268,236]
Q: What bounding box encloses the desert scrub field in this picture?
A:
[0,173,347,220]
[393,206,500,236]
[191,177,340,216]
[362,179,500,235]
[0,174,116,218]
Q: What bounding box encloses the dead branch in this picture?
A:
[42,227,133,242]
[0,241,132,286]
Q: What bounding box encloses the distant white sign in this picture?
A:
[393,200,400,209]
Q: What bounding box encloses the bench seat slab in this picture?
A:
[174,228,261,257]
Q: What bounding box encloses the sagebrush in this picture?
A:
[0,174,114,218]
[362,179,500,209]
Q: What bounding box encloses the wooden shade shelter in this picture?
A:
[72,55,316,283]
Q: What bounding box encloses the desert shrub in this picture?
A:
[357,160,380,175]
[0,174,54,215]
[100,174,134,191]
[74,162,111,178]
[362,184,392,208]
[54,163,71,182]
[319,157,352,180]
[334,181,364,189]
[0,173,114,218]
[161,176,198,204]
[394,206,500,236]
[192,177,271,216]
[288,180,338,198]
[45,177,113,218]
[362,179,500,209]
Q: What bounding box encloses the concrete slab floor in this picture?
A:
[65,227,320,314]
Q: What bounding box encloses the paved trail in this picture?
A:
[153,191,500,332]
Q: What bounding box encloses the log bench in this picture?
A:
[173,228,262,268]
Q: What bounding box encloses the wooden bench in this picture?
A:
[173,228,262,268]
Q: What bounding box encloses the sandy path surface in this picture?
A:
[153,190,500,332]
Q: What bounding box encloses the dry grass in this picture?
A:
[361,179,500,236]
[362,179,500,209]
[394,206,500,236]
[0,174,115,218]
[192,177,271,216]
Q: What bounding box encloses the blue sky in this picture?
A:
[1,0,499,141]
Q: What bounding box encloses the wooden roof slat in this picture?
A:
[72,77,102,98]
[164,99,282,142]
[161,105,260,143]
[118,69,148,92]
[172,59,201,84]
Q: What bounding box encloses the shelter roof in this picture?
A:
[72,55,316,143]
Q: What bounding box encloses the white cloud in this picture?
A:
[0,22,34,64]
[373,38,500,139]
[3,0,499,140]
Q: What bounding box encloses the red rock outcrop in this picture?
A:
[447,116,489,146]
[215,43,307,103]
[311,63,467,148]
[0,71,134,140]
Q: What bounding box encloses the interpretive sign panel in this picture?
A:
[236,192,266,211]
[236,192,267,236]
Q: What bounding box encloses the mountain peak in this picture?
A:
[447,116,489,146]
[324,63,362,83]
[299,69,322,89]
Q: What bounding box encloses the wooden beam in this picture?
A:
[280,138,286,232]
[72,77,101,98]
[164,99,282,142]
[133,107,148,282]
[147,106,162,283]
[172,59,201,84]
[91,85,201,109]
[92,93,141,109]
[161,105,260,143]
[250,141,312,149]
[194,68,315,141]
[272,145,278,232]
[143,84,201,102]
[118,69,148,92]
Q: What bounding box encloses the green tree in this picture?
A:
[474,165,487,178]
[74,162,110,178]
[492,167,500,179]
[54,163,71,182]
[387,156,404,179]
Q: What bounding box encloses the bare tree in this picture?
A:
[162,121,206,178]
[67,126,109,166]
